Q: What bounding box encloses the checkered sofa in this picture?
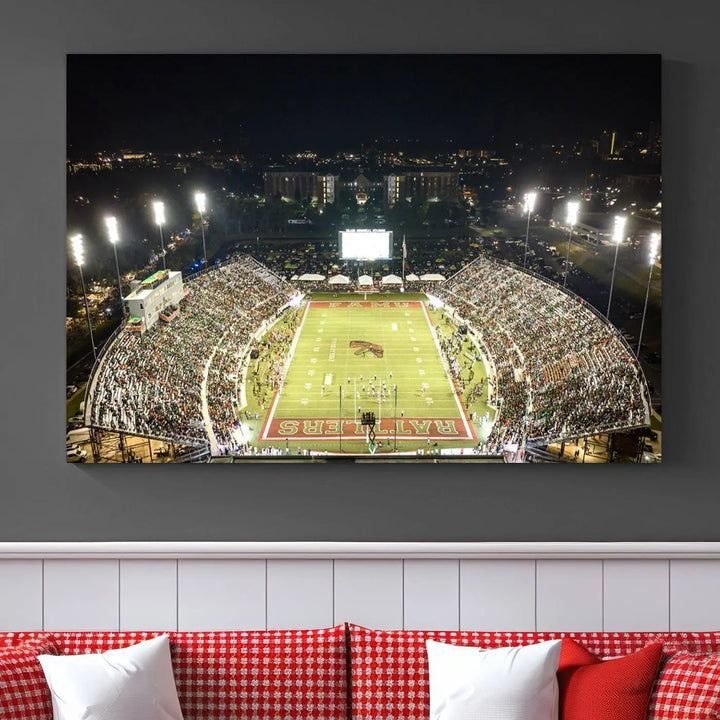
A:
[2,624,720,719]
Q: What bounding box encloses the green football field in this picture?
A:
[259,297,475,446]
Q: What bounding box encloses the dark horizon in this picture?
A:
[67,54,660,156]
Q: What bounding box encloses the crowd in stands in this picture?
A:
[88,256,294,449]
[436,255,649,447]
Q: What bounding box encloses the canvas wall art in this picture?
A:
[66,54,661,464]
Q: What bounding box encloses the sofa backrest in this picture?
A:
[347,625,720,720]
[0,626,349,720]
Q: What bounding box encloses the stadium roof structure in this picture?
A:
[358,274,373,285]
[420,273,445,281]
[381,274,403,285]
[328,274,350,285]
[298,273,325,281]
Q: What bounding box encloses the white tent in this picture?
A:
[381,274,403,285]
[290,275,299,281]
[405,273,420,282]
[358,274,373,286]
[328,274,350,285]
[420,273,445,282]
[297,273,325,281]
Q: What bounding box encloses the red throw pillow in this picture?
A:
[558,637,663,720]
[0,635,60,720]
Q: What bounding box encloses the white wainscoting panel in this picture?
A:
[536,560,603,631]
[460,559,536,631]
[0,560,43,631]
[266,559,334,629]
[119,560,177,631]
[403,559,459,630]
[603,560,669,632]
[334,560,403,629]
[1,546,719,634]
[670,560,720,631]
[177,560,265,631]
[43,559,119,631]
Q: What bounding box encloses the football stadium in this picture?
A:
[81,246,651,464]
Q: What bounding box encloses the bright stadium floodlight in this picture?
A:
[194,192,208,267]
[70,234,97,360]
[563,200,581,288]
[105,216,125,314]
[606,214,627,320]
[637,232,661,357]
[152,200,166,270]
[523,191,537,270]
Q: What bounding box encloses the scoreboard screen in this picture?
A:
[339,230,392,260]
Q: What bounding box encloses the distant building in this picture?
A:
[383,170,459,206]
[124,270,184,332]
[404,170,459,203]
[263,169,340,204]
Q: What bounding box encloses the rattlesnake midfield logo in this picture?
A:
[349,340,384,358]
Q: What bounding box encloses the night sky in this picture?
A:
[67,54,660,155]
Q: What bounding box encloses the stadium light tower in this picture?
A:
[152,200,166,271]
[563,200,580,288]
[194,192,208,268]
[70,234,97,360]
[522,192,537,270]
[637,233,660,357]
[606,215,627,320]
[104,216,124,315]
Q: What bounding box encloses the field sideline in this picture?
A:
[259,299,475,443]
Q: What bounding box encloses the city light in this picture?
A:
[194,192,206,214]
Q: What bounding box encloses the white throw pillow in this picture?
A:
[426,638,562,720]
[38,634,184,720]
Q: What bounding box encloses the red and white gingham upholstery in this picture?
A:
[348,625,654,720]
[0,634,59,720]
[0,627,348,720]
[648,652,720,720]
[650,632,720,654]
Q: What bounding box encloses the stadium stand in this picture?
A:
[87,256,294,450]
[436,255,650,448]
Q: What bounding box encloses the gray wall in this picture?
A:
[0,0,716,541]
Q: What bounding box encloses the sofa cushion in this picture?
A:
[27,626,348,720]
[558,637,663,720]
[647,652,720,720]
[38,634,183,720]
[348,625,652,720]
[426,638,562,720]
[0,634,60,720]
